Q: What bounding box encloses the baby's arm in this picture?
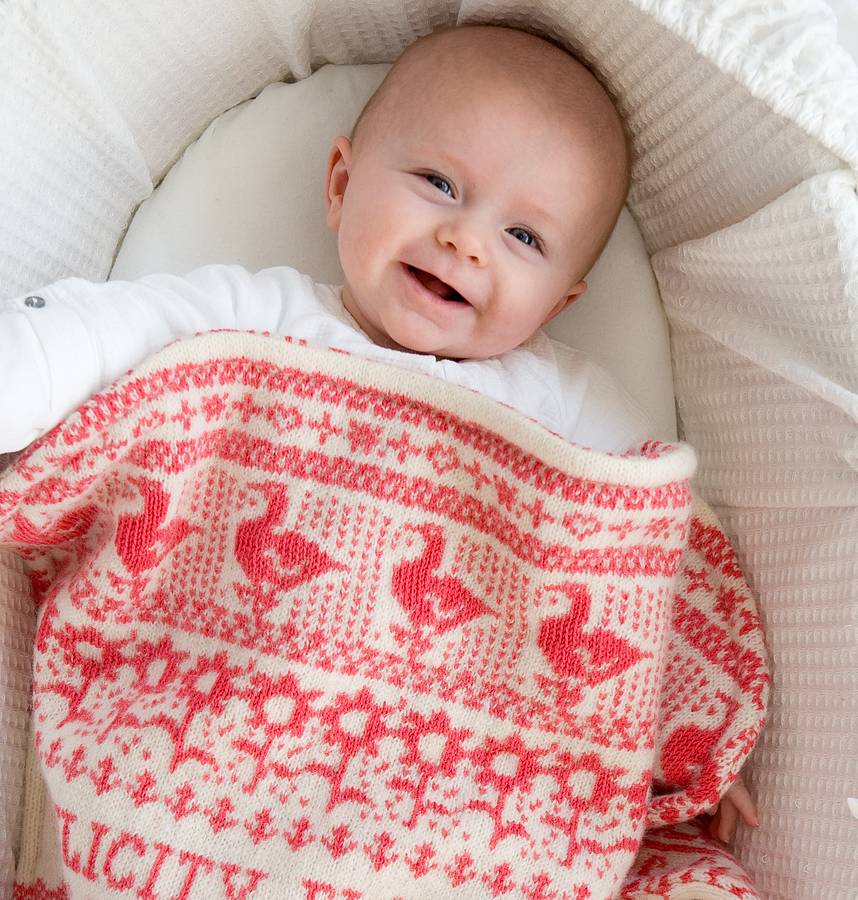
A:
[707,775,760,843]
[0,264,312,452]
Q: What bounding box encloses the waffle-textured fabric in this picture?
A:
[0,333,767,899]
[1,2,856,898]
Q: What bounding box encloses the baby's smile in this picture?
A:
[403,264,469,305]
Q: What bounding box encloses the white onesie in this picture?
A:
[0,264,652,454]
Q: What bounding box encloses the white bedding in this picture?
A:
[830,0,858,61]
[1,1,857,897]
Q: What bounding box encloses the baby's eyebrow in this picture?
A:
[413,147,468,176]
[520,202,558,230]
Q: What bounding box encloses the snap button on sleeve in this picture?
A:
[24,295,46,308]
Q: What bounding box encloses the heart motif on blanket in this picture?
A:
[562,511,602,539]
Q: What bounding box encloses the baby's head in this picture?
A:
[325,25,630,360]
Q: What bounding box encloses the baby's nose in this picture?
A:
[436,219,487,266]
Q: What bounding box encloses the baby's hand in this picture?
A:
[706,776,759,844]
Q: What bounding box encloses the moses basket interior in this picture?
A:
[1,1,856,898]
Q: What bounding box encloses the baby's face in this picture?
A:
[326,53,619,360]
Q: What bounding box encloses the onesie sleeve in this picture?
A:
[0,264,314,453]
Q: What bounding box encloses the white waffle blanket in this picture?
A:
[0,2,856,898]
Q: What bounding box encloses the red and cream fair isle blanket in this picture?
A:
[0,334,769,899]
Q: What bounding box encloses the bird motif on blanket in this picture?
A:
[11,503,102,608]
[234,482,345,600]
[392,523,495,633]
[11,503,99,547]
[537,582,646,685]
[115,476,198,576]
[659,693,741,795]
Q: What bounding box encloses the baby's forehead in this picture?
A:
[391,39,568,106]
[371,34,611,144]
[380,73,602,171]
[355,27,629,205]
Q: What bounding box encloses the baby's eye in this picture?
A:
[425,174,454,196]
[507,227,540,250]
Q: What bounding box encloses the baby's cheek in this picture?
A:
[337,224,370,283]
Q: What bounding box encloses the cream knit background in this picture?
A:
[1,1,857,897]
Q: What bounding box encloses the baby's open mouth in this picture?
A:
[406,265,467,303]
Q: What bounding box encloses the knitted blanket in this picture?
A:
[0,333,768,899]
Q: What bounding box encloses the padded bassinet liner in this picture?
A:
[1,1,857,897]
[0,551,33,893]
[654,166,858,896]
[2,0,857,298]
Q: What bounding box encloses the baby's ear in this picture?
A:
[325,136,353,231]
[544,280,587,324]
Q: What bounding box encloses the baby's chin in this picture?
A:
[384,321,517,361]
[387,333,461,360]
[388,334,500,362]
[346,289,514,360]
[373,314,458,359]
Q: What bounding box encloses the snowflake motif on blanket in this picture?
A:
[0,334,768,899]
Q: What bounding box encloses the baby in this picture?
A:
[1,25,650,457]
[0,23,754,839]
[327,25,627,362]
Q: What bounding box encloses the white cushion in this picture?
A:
[110,64,677,441]
[829,0,858,62]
